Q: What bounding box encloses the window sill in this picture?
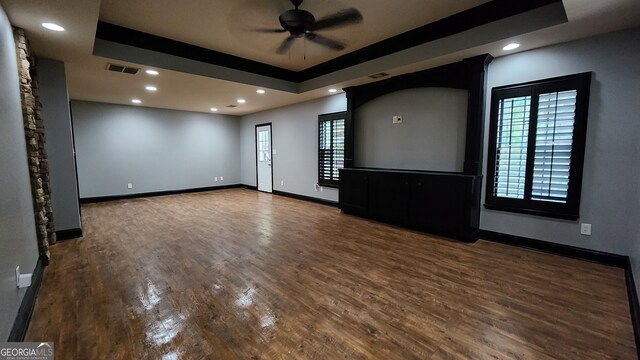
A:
[483,203,579,221]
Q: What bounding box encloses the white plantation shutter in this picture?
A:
[532,90,577,203]
[486,72,590,219]
[318,113,345,185]
[319,120,332,181]
[494,96,531,199]
[332,119,345,180]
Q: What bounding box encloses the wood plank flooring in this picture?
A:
[26,189,636,359]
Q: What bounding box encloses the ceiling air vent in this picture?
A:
[226,105,237,108]
[121,67,139,75]
[106,63,140,75]
[369,72,389,79]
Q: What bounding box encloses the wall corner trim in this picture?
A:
[7,256,46,342]
[79,184,244,203]
[478,230,628,267]
[272,190,339,208]
[624,259,640,360]
[55,228,83,241]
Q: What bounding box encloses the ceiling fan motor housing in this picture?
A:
[279,9,315,37]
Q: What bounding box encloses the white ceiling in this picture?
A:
[1,0,640,116]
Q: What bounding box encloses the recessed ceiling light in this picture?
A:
[210,107,218,112]
[256,89,266,94]
[131,99,142,104]
[145,69,159,76]
[145,86,157,92]
[237,99,246,104]
[503,43,520,51]
[328,88,338,93]
[42,23,65,32]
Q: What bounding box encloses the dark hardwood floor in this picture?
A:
[26,189,636,359]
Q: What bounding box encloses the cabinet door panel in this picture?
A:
[369,172,409,225]
[408,177,429,230]
[424,177,466,236]
[410,176,467,237]
[339,170,369,215]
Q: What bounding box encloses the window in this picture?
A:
[257,129,270,162]
[318,112,346,187]
[485,73,591,220]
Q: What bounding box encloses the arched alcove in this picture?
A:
[339,55,493,242]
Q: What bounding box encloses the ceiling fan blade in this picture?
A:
[305,33,345,51]
[276,35,297,54]
[253,28,288,33]
[311,8,363,31]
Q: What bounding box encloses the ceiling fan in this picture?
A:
[256,0,363,54]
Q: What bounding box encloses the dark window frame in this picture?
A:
[318,112,346,188]
[485,72,592,220]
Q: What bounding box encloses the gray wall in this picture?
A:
[38,58,81,231]
[480,28,640,293]
[0,5,40,340]
[71,101,241,198]
[240,95,347,202]
[355,88,467,171]
[236,28,640,295]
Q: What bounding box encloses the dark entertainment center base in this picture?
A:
[337,55,493,242]
[339,168,481,242]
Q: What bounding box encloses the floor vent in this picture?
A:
[369,72,389,79]
[106,63,140,75]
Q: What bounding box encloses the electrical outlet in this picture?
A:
[214,177,218,182]
[580,223,592,236]
[127,183,133,189]
[320,186,324,192]
[280,180,284,186]
[18,273,32,288]
[220,176,224,181]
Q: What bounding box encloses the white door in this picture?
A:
[256,124,272,193]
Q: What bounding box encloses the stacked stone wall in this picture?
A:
[14,28,55,263]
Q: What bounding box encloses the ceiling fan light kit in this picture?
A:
[256,0,363,55]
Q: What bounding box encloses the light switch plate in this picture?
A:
[580,223,592,236]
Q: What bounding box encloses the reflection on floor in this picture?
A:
[26,189,636,359]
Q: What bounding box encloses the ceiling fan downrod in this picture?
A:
[291,0,304,10]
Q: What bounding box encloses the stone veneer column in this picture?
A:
[13,28,55,263]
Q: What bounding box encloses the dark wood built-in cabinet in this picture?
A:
[340,168,481,242]
[338,55,492,242]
